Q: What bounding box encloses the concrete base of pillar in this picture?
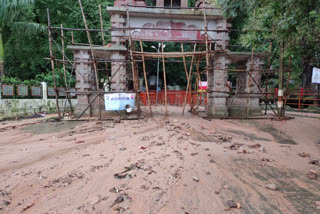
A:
[227,96,262,117]
[74,103,128,117]
[207,96,229,117]
[74,103,91,117]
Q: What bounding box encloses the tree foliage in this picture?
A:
[2,0,113,80]
[2,0,319,90]
[219,0,320,88]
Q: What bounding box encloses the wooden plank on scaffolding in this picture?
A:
[140,41,152,116]
[133,51,210,59]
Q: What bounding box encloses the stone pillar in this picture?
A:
[236,67,246,94]
[110,13,127,91]
[207,18,230,117]
[245,57,263,116]
[111,52,127,91]
[207,54,230,116]
[74,50,95,117]
[41,82,47,101]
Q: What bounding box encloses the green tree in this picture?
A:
[219,0,320,88]
[3,0,113,81]
[0,0,46,78]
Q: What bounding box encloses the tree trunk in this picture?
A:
[301,57,312,89]
[0,32,4,79]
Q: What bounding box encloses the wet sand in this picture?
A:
[0,106,319,213]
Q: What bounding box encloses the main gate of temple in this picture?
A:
[46,0,277,119]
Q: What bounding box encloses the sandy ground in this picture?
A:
[0,106,319,214]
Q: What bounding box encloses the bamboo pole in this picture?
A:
[71,32,74,44]
[47,9,61,119]
[140,41,152,116]
[50,36,101,94]
[126,1,140,115]
[265,24,275,114]
[283,56,291,115]
[277,39,284,117]
[78,0,101,119]
[245,8,256,118]
[182,43,197,115]
[195,57,201,113]
[99,4,110,99]
[50,25,230,33]
[77,61,126,119]
[99,4,106,47]
[161,42,168,116]
[181,43,190,80]
[203,8,210,112]
[61,24,74,115]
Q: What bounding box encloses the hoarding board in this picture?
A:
[312,67,320,84]
[104,93,135,111]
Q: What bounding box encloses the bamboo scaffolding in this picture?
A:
[120,4,220,9]
[245,9,256,118]
[283,56,291,115]
[195,57,201,113]
[140,41,152,116]
[47,9,61,119]
[77,61,126,119]
[98,4,110,94]
[61,24,74,115]
[203,7,210,112]
[50,37,103,93]
[181,44,190,80]
[126,1,141,115]
[133,51,212,58]
[182,43,197,115]
[161,42,168,115]
[99,4,106,47]
[71,32,74,44]
[78,0,101,118]
[264,24,275,114]
[45,3,283,120]
[50,26,229,33]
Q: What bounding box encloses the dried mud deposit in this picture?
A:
[0,106,319,214]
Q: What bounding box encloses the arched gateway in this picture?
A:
[68,0,268,118]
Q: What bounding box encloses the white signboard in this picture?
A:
[312,67,320,84]
[104,93,135,111]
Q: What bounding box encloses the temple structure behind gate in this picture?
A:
[68,0,267,118]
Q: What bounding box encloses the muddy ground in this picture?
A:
[0,106,319,214]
